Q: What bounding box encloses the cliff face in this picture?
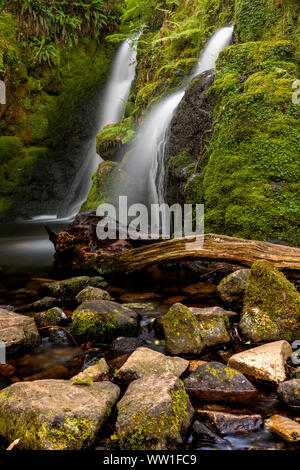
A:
[0,1,122,221]
[91,0,299,245]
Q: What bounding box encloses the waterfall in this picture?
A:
[125,26,234,229]
[58,36,139,219]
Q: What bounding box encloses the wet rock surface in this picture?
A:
[116,347,189,382]
[277,379,300,407]
[228,341,292,384]
[75,286,111,303]
[193,420,224,442]
[110,336,144,354]
[71,358,109,384]
[198,410,263,435]
[217,269,250,304]
[40,276,108,301]
[116,374,194,450]
[0,379,120,450]
[267,415,300,442]
[184,362,258,403]
[0,308,40,353]
[34,307,67,328]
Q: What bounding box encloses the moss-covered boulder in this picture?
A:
[40,276,107,301]
[116,347,189,382]
[0,308,40,354]
[239,261,300,342]
[116,374,194,450]
[217,269,250,304]
[194,315,230,348]
[162,303,203,355]
[184,362,258,403]
[96,118,135,161]
[0,379,120,450]
[72,300,139,344]
[75,286,111,303]
[34,307,67,328]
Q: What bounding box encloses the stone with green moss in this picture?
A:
[217,269,250,304]
[0,307,40,354]
[162,303,203,355]
[116,374,194,450]
[0,379,120,450]
[184,361,257,403]
[72,300,139,344]
[96,118,135,161]
[240,261,300,343]
[40,276,107,300]
[34,307,67,328]
[76,286,111,303]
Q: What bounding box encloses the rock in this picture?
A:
[189,306,237,318]
[23,366,69,381]
[267,415,300,442]
[116,347,189,382]
[0,305,15,312]
[116,374,194,450]
[34,307,67,328]
[31,297,61,312]
[48,328,70,345]
[228,341,292,384]
[189,360,207,372]
[119,293,162,303]
[0,379,120,450]
[72,300,139,344]
[110,336,144,354]
[296,367,300,379]
[240,261,300,342]
[217,269,250,303]
[162,303,203,355]
[0,364,16,377]
[198,410,263,435]
[0,308,40,354]
[122,303,156,312]
[191,312,230,347]
[163,296,187,306]
[193,420,224,443]
[277,379,300,407]
[40,276,108,301]
[75,286,111,303]
[184,362,257,403]
[182,282,216,297]
[71,358,109,384]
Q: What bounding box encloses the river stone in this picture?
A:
[0,379,120,450]
[72,300,139,344]
[217,269,250,303]
[198,410,263,435]
[115,347,189,382]
[76,286,111,303]
[122,303,156,312]
[0,308,40,353]
[71,358,109,384]
[31,297,62,312]
[116,374,194,450]
[267,415,300,442]
[48,328,70,345]
[239,261,300,342]
[184,362,257,403]
[189,306,237,318]
[192,313,230,347]
[110,336,144,354]
[193,420,224,443]
[40,276,108,301]
[34,307,67,328]
[277,379,300,407]
[228,341,292,384]
[162,303,203,355]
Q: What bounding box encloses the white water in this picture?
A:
[56,36,139,220]
[125,26,234,225]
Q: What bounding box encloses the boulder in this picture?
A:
[122,303,156,312]
[71,358,109,384]
[0,379,120,450]
[240,261,300,342]
[189,306,237,318]
[217,269,250,303]
[31,297,61,312]
[193,420,224,443]
[267,415,300,442]
[277,379,300,407]
[116,347,189,382]
[228,341,292,384]
[40,276,108,301]
[198,410,263,435]
[0,308,40,354]
[192,313,230,347]
[184,362,257,403]
[162,303,203,355]
[34,307,67,328]
[116,374,194,450]
[75,287,111,303]
[72,300,139,344]
[110,336,144,354]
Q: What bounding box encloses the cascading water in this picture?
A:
[58,36,139,219]
[124,26,234,230]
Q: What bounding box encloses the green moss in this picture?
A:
[72,307,117,344]
[96,117,135,161]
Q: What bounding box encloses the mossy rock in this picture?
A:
[34,307,67,328]
[240,261,300,342]
[96,118,135,161]
[39,276,107,301]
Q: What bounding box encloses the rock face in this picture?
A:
[217,269,250,304]
[184,362,257,403]
[277,379,300,407]
[193,421,224,443]
[71,358,109,384]
[162,303,203,355]
[267,415,300,442]
[228,341,292,384]
[72,300,139,344]
[40,276,107,301]
[116,347,189,382]
[0,379,120,450]
[0,308,40,353]
[75,287,111,303]
[116,374,194,450]
[240,261,300,342]
[198,410,263,435]
[34,307,67,328]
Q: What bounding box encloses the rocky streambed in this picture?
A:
[0,262,299,451]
